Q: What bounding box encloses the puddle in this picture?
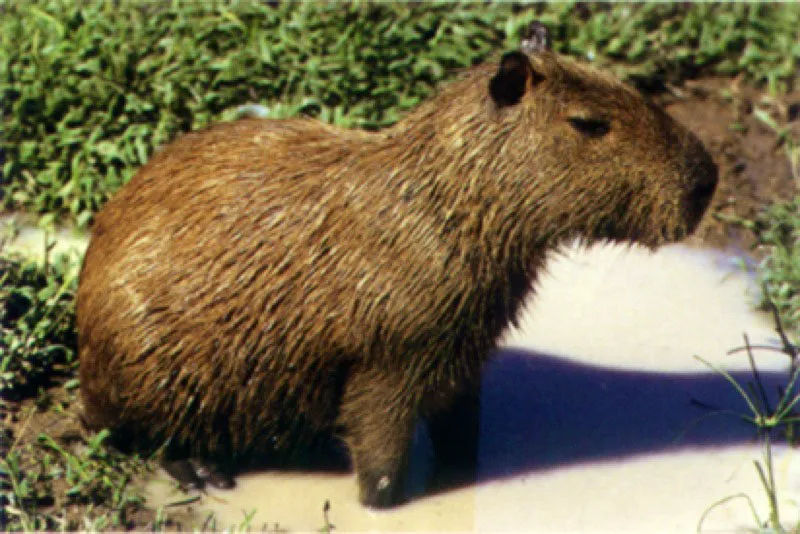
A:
[2,219,790,531]
[501,242,774,372]
[139,241,793,532]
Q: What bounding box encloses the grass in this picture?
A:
[0,245,160,531]
[696,311,800,533]
[2,1,800,230]
[1,428,154,531]
[753,199,800,341]
[718,96,800,341]
[0,245,78,398]
[1,1,799,531]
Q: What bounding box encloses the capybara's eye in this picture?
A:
[567,117,611,138]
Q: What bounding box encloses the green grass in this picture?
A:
[754,198,800,340]
[2,1,799,229]
[0,246,78,398]
[695,313,800,532]
[1,428,154,531]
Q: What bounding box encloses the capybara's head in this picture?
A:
[482,22,718,249]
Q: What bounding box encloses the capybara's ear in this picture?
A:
[520,21,552,54]
[489,51,536,107]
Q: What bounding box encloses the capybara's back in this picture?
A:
[78,118,376,455]
[77,23,717,508]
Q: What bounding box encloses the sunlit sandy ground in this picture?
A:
[5,219,794,532]
[146,241,794,533]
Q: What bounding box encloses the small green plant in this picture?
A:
[696,306,800,533]
[0,427,154,531]
[752,99,800,190]
[716,203,800,344]
[0,246,80,397]
[1,446,46,531]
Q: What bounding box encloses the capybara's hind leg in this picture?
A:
[338,369,417,508]
[162,459,205,491]
[162,458,235,491]
[191,459,235,489]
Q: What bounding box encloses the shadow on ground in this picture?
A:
[475,347,791,482]
[220,346,792,502]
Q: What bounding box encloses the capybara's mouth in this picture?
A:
[682,172,718,236]
[682,149,719,233]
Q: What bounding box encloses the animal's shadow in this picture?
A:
[243,346,793,501]
[412,346,794,498]
[475,347,791,479]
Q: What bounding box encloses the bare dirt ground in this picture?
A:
[659,77,798,253]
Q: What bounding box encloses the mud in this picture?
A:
[660,77,799,253]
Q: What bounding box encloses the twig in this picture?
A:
[728,345,794,356]
[766,294,798,362]
[9,405,37,454]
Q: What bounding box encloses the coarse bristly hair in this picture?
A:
[77,22,717,508]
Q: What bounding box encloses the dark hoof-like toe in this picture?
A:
[162,459,205,491]
[190,459,236,489]
[163,458,237,491]
[358,471,406,509]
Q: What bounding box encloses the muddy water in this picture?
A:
[144,241,794,533]
[4,219,793,531]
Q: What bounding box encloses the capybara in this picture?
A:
[77,22,717,508]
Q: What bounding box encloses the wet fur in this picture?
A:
[78,45,717,506]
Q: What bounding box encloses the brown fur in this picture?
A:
[77,35,717,507]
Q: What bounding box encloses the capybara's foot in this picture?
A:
[191,458,236,489]
[339,370,415,508]
[162,458,235,491]
[163,459,204,490]
[357,466,407,509]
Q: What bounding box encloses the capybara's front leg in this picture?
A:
[338,369,418,508]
